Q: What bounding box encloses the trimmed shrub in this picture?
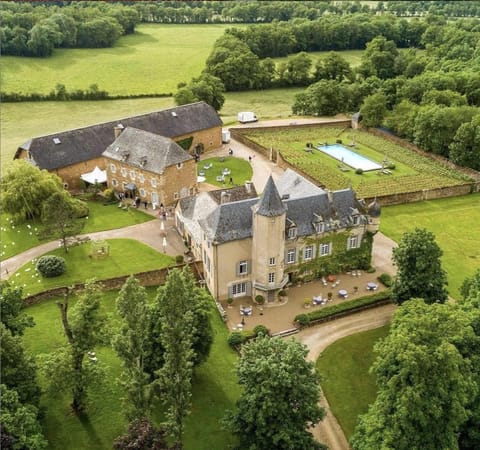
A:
[255,295,265,305]
[253,324,269,337]
[355,168,364,175]
[36,255,66,278]
[175,254,184,264]
[366,266,376,273]
[378,273,393,287]
[71,198,89,218]
[227,332,244,348]
[387,163,396,170]
[295,314,311,327]
[294,290,391,325]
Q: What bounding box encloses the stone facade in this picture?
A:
[104,156,197,206]
[175,127,222,155]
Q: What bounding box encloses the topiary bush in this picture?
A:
[227,332,244,348]
[295,314,311,327]
[36,255,66,278]
[253,324,269,337]
[355,168,364,175]
[175,254,184,264]
[378,273,393,287]
[255,295,265,305]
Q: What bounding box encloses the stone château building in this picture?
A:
[176,169,380,301]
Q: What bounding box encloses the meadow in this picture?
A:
[23,288,240,450]
[1,24,233,97]
[380,194,480,299]
[242,127,471,198]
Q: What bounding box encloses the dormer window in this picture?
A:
[177,162,183,169]
[287,227,297,239]
[352,215,360,226]
[314,222,324,233]
[53,137,61,145]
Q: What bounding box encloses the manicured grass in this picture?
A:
[1,24,233,96]
[10,239,174,296]
[316,325,389,439]
[242,126,470,197]
[23,288,239,450]
[0,201,153,260]
[272,49,365,67]
[198,156,253,188]
[380,193,480,299]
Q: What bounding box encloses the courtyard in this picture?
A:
[221,271,388,334]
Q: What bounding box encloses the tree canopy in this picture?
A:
[391,228,448,305]
[223,335,326,450]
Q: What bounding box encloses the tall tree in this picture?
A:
[0,283,34,336]
[314,51,353,82]
[0,384,47,450]
[113,276,153,420]
[0,160,63,221]
[449,114,480,171]
[174,73,225,111]
[223,335,326,450]
[359,35,399,80]
[41,192,86,253]
[391,228,448,305]
[154,269,195,448]
[144,269,213,380]
[360,92,388,128]
[41,282,107,413]
[113,418,170,450]
[351,299,476,450]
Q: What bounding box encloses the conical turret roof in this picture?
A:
[368,198,381,218]
[256,176,286,217]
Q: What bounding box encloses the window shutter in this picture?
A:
[235,262,240,276]
[312,245,317,258]
[246,282,252,296]
[228,284,233,298]
[247,260,251,275]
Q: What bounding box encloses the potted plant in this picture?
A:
[255,294,265,305]
[303,298,311,309]
[327,292,333,301]
[353,286,358,294]
[278,289,287,301]
[227,297,234,308]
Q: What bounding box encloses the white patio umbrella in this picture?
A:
[162,237,167,252]
[160,221,165,231]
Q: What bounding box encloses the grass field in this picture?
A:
[10,239,174,296]
[23,288,240,450]
[198,156,253,188]
[380,193,480,299]
[0,201,153,260]
[272,49,364,67]
[316,325,389,439]
[242,126,470,197]
[1,24,233,96]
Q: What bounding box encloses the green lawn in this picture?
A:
[23,288,239,450]
[316,325,389,439]
[10,239,174,296]
[1,24,233,97]
[380,193,480,299]
[0,201,153,260]
[198,156,253,188]
[272,49,365,67]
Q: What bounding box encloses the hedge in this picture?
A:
[294,290,392,326]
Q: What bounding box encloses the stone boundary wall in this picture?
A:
[229,120,351,163]
[231,122,480,206]
[24,261,204,306]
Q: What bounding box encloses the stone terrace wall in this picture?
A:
[24,261,204,306]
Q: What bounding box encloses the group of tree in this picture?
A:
[350,229,480,449]
[0,161,88,252]
[0,2,139,56]
[0,282,47,449]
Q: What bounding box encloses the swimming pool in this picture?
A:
[317,144,382,172]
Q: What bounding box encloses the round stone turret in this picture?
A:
[367,198,381,233]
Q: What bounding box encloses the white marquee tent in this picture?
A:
[80,166,107,184]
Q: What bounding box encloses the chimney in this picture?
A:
[327,189,333,204]
[114,123,124,139]
[220,191,231,204]
[245,180,253,193]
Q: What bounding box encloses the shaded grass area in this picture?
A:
[10,239,174,296]
[2,24,232,96]
[380,193,480,299]
[316,325,389,439]
[0,201,153,260]
[23,288,239,450]
[198,156,253,188]
[243,126,469,197]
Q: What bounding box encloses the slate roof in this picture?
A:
[276,168,324,199]
[102,127,192,174]
[208,184,258,204]
[16,102,222,170]
[255,176,286,217]
[196,170,367,244]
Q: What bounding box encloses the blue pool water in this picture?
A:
[317,144,382,172]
